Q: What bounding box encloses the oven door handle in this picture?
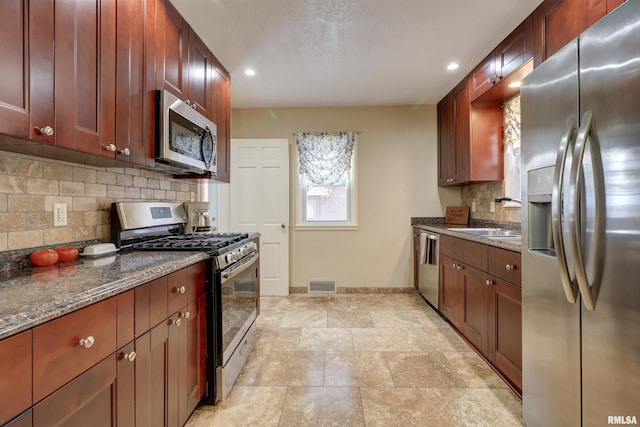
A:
[221,252,259,283]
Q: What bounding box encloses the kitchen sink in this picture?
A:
[447,228,521,237]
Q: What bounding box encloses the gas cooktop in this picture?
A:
[132,232,249,251]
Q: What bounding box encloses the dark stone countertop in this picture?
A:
[411,217,522,253]
[0,251,209,340]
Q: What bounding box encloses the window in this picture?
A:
[295,132,358,230]
[503,94,521,207]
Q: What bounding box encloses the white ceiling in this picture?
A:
[169,0,543,109]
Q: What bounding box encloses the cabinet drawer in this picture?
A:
[33,298,117,403]
[440,235,455,257]
[462,240,483,270]
[489,247,521,285]
[0,331,32,424]
[168,268,189,315]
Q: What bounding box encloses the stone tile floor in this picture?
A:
[185,293,524,426]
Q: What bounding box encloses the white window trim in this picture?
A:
[294,139,358,230]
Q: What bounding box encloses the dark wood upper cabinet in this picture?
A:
[533,0,626,67]
[214,61,231,183]
[188,31,215,119]
[52,0,117,157]
[156,0,189,100]
[471,16,533,101]
[115,0,147,165]
[438,78,503,187]
[0,0,31,140]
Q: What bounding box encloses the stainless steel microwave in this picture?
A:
[155,89,217,175]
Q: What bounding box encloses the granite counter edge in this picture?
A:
[412,223,522,253]
[0,252,209,340]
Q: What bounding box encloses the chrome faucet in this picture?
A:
[495,197,522,205]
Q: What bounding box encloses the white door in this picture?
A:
[230,139,290,296]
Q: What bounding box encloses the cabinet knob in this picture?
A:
[122,351,136,362]
[192,103,197,109]
[104,144,117,152]
[486,279,494,286]
[456,265,463,271]
[185,99,191,105]
[36,125,54,136]
[79,336,95,349]
[452,263,457,269]
[174,286,186,294]
[505,264,514,271]
[173,318,182,327]
[118,147,131,156]
[183,311,190,319]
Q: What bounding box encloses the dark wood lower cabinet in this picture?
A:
[0,331,32,424]
[440,236,522,392]
[487,276,522,391]
[116,343,136,427]
[33,356,117,427]
[439,254,464,328]
[5,410,32,427]
[461,265,487,354]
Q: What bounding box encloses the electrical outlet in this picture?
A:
[190,192,195,202]
[489,201,495,213]
[54,203,67,226]
[471,201,476,212]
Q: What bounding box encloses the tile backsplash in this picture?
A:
[462,181,521,223]
[0,150,197,251]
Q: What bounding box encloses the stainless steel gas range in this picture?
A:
[111,202,259,404]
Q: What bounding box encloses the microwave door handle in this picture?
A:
[568,111,606,311]
[221,253,259,283]
[552,117,579,303]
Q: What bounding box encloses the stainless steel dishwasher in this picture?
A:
[417,231,439,308]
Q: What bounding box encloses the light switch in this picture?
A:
[489,201,495,213]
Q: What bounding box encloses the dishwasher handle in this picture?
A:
[419,232,439,266]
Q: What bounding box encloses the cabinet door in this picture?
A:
[53,0,116,157]
[188,30,214,118]
[184,296,206,421]
[0,1,31,139]
[471,52,497,101]
[115,0,146,164]
[136,322,170,427]
[0,331,32,424]
[437,96,454,186]
[213,61,231,182]
[33,355,117,427]
[116,342,136,427]
[451,80,470,183]
[157,0,188,99]
[487,276,522,391]
[533,0,600,66]
[439,254,463,328]
[461,264,487,354]
[496,16,533,79]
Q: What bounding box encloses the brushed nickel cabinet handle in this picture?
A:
[79,336,95,349]
[183,311,190,319]
[118,147,131,156]
[174,286,186,294]
[506,264,514,271]
[173,318,182,327]
[122,351,136,362]
[37,125,54,136]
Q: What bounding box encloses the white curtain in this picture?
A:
[295,132,357,186]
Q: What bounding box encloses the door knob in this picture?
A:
[281,224,286,229]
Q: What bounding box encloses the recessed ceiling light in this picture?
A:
[447,63,459,71]
[244,68,256,77]
[508,81,522,88]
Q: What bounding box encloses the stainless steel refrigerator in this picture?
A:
[521,1,640,425]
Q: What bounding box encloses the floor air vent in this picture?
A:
[308,280,336,293]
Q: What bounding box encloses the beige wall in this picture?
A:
[232,105,461,289]
[0,150,197,251]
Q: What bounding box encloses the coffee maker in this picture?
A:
[184,202,213,234]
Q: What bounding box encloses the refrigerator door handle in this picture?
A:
[552,116,579,303]
[568,110,606,311]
